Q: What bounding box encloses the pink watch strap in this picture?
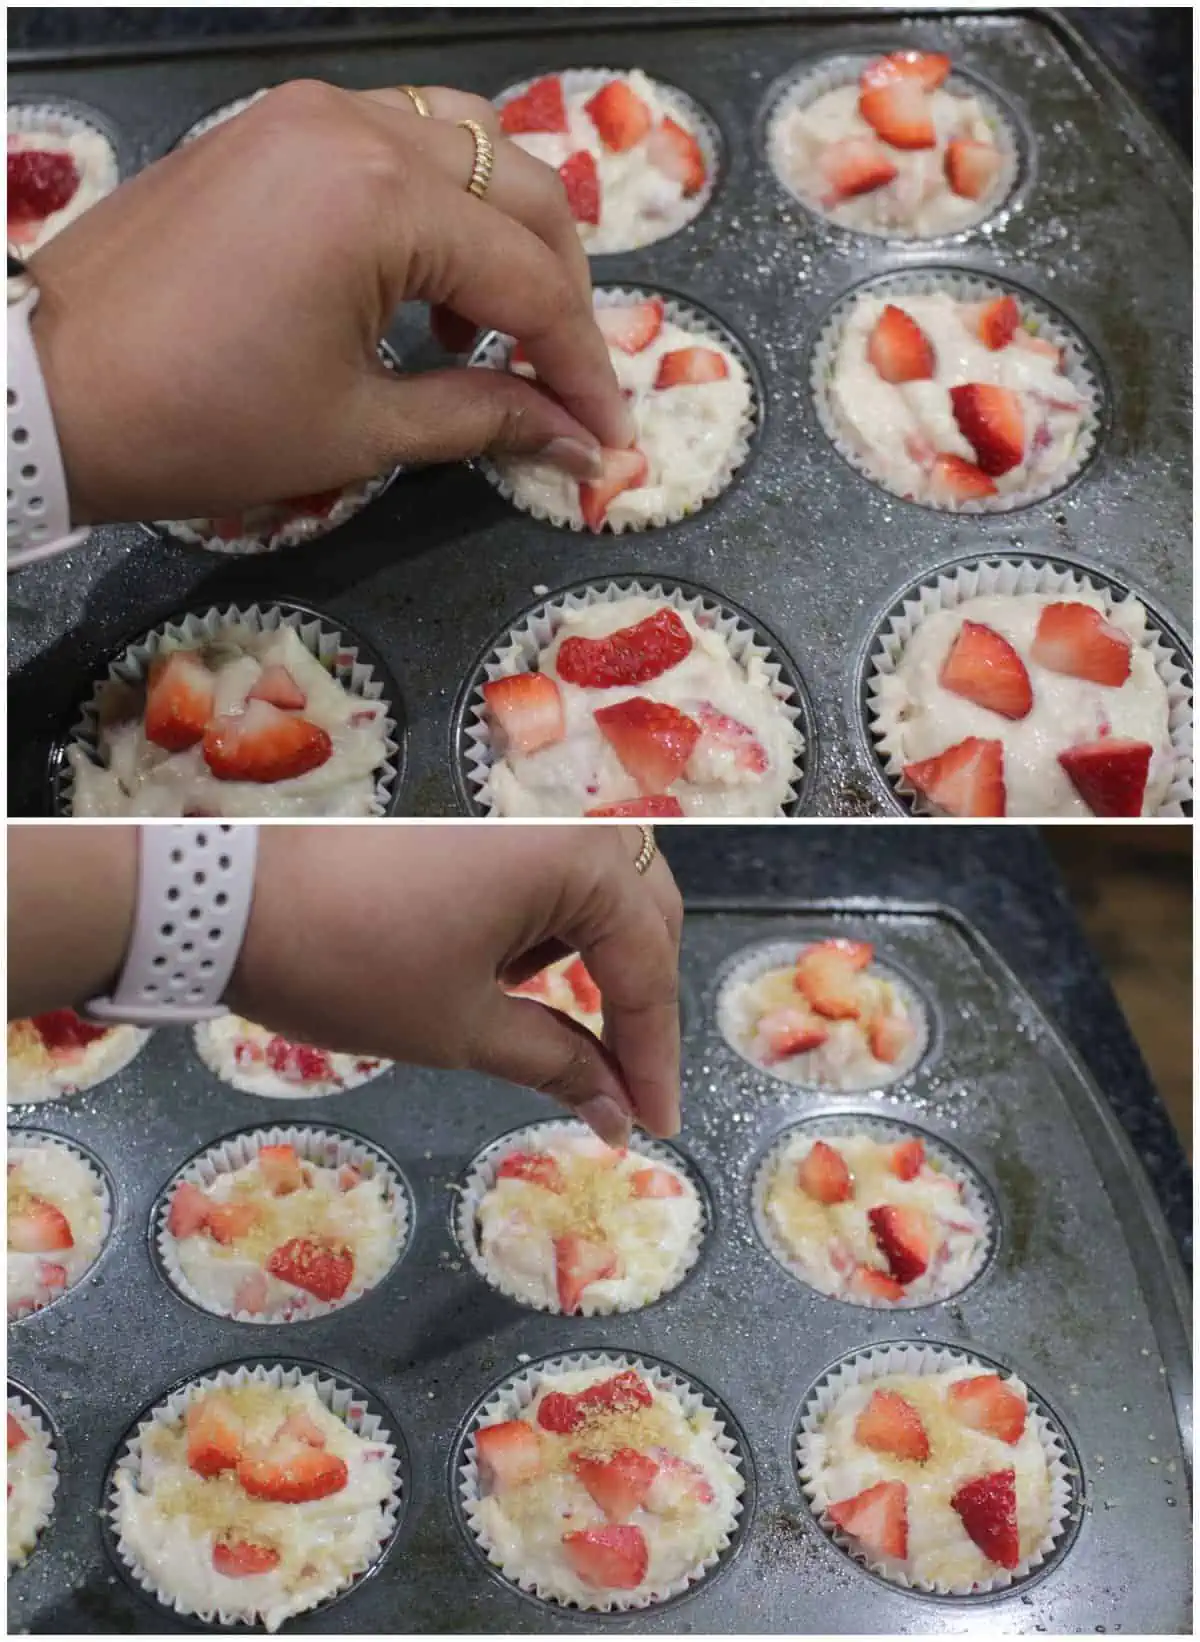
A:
[7,283,88,569]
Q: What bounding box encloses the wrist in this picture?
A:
[225,826,303,1018]
[28,288,99,527]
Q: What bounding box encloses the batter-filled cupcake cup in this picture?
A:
[8,98,122,254]
[8,1132,113,1322]
[811,269,1100,513]
[175,88,270,146]
[457,578,808,817]
[106,1361,402,1631]
[457,1350,747,1611]
[7,1014,151,1105]
[154,1125,410,1324]
[865,557,1193,817]
[796,1342,1078,1595]
[192,1017,392,1100]
[56,602,401,818]
[455,1119,708,1314]
[7,1389,60,1569]
[472,287,760,532]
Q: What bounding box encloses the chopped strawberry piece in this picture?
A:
[144,651,215,752]
[237,1438,349,1503]
[212,1539,280,1578]
[594,697,701,793]
[1030,602,1133,686]
[7,148,80,222]
[496,1151,566,1193]
[281,488,341,518]
[757,1004,829,1062]
[1011,329,1063,365]
[794,944,868,1020]
[585,80,652,151]
[928,452,998,504]
[939,620,1033,720]
[889,1138,925,1180]
[854,1390,931,1462]
[950,1468,1020,1568]
[535,1391,582,1434]
[692,702,769,774]
[29,1008,108,1054]
[186,1393,243,1478]
[556,608,692,689]
[483,672,565,758]
[233,1270,270,1315]
[337,1164,364,1192]
[580,446,649,531]
[972,294,1020,350]
[167,1181,211,1239]
[654,347,729,389]
[1058,737,1152,818]
[265,1237,354,1302]
[950,383,1025,476]
[572,1447,659,1520]
[476,1420,543,1491]
[576,1370,653,1420]
[247,664,306,712]
[203,700,332,784]
[806,938,873,969]
[904,736,1006,817]
[38,1261,67,1290]
[645,116,707,195]
[866,304,935,383]
[562,1524,648,1590]
[947,1375,1028,1445]
[8,1413,28,1452]
[8,1194,73,1253]
[861,50,951,91]
[828,1480,908,1560]
[264,1036,336,1083]
[851,1264,906,1301]
[205,1202,261,1246]
[595,298,665,355]
[559,150,601,225]
[868,1204,932,1284]
[796,1140,853,1205]
[630,1166,685,1199]
[859,77,936,149]
[257,1143,305,1196]
[646,1448,716,1508]
[869,1013,915,1064]
[500,75,568,134]
[554,1233,620,1313]
[564,957,603,1014]
[508,971,549,998]
[945,137,1002,199]
[820,136,898,203]
[585,795,685,817]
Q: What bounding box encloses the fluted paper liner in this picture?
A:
[191,1020,392,1100]
[177,89,269,146]
[456,1119,707,1314]
[7,1022,151,1106]
[8,1131,113,1322]
[751,1116,994,1308]
[459,1351,745,1611]
[6,1390,59,1568]
[866,557,1193,816]
[797,1342,1076,1596]
[155,1125,409,1324]
[107,1361,401,1630]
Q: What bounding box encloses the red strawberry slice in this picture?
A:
[938,620,1033,720]
[950,384,1025,476]
[889,1138,925,1180]
[186,1393,243,1478]
[233,1270,270,1315]
[238,1438,349,1504]
[1030,602,1133,686]
[820,136,898,204]
[654,347,729,389]
[203,700,332,784]
[167,1181,211,1239]
[509,971,549,998]
[580,446,649,530]
[8,1413,28,1452]
[7,148,80,222]
[594,697,701,793]
[859,78,936,149]
[868,1204,932,1284]
[850,1264,906,1302]
[564,957,602,1014]
[554,1233,620,1313]
[585,795,685,817]
[757,1004,829,1062]
[861,50,951,91]
[630,1166,685,1199]
[559,150,601,225]
[595,298,665,355]
[266,1237,353,1302]
[869,1013,915,1063]
[1058,737,1152,818]
[247,664,306,711]
[693,703,769,775]
[854,1390,931,1462]
[950,1468,1020,1568]
[206,1201,261,1246]
[801,936,873,970]
[556,608,692,689]
[29,1009,108,1054]
[794,944,869,1020]
[866,305,935,383]
[144,651,215,752]
[827,1480,909,1560]
[645,116,707,195]
[536,1391,583,1434]
[1011,329,1063,365]
[476,1420,543,1490]
[585,80,653,151]
[646,1448,716,1508]
[257,1143,305,1196]
[281,488,341,518]
[796,1140,853,1205]
[265,1036,336,1083]
[496,1151,566,1193]
[947,1375,1028,1444]
[972,294,1020,350]
[928,452,998,504]
[904,736,1006,817]
[499,75,568,134]
[483,672,565,755]
[8,1195,73,1253]
[38,1261,67,1291]
[212,1539,280,1578]
[576,1370,653,1419]
[562,1524,649,1590]
[337,1164,364,1192]
[572,1448,659,1520]
[945,137,1002,199]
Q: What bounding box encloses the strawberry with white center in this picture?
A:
[7,113,119,253]
[7,1141,107,1320]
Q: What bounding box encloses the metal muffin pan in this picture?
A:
[6,9,1191,816]
[7,901,1191,1632]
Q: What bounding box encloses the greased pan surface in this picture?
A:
[6,9,1191,816]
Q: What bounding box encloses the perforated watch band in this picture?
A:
[8,276,89,570]
[85,826,259,1026]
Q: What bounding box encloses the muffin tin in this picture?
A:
[7,900,1190,1631]
[6,9,1191,816]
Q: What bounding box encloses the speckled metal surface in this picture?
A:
[6,10,1192,816]
[7,896,1190,1632]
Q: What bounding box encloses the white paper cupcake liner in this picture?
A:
[154,1125,410,1324]
[459,578,807,816]
[6,1021,152,1106]
[176,88,270,146]
[494,68,721,254]
[865,556,1194,816]
[812,269,1101,514]
[56,602,401,817]
[751,1115,994,1308]
[472,286,759,532]
[6,1389,60,1569]
[7,1131,114,1322]
[107,1361,402,1630]
[458,1350,746,1612]
[765,53,1022,240]
[455,1118,708,1314]
[715,937,931,1091]
[191,1019,392,1101]
[796,1342,1078,1596]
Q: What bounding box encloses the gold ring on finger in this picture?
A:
[397,84,432,117]
[457,117,495,200]
[633,826,658,877]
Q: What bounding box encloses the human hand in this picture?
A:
[229,825,682,1145]
[28,79,633,526]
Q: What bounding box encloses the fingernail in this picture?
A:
[539,437,603,479]
[578,1094,632,1149]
